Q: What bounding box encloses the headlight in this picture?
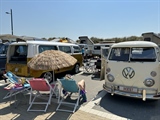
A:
[150,71,157,77]
[107,74,115,82]
[144,78,155,87]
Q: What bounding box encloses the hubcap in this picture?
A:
[43,72,52,83]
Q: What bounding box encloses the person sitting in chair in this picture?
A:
[63,74,87,102]
[4,77,26,90]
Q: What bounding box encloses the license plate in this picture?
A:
[119,86,138,93]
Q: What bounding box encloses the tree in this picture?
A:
[90,36,143,43]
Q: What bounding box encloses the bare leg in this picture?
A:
[78,79,86,92]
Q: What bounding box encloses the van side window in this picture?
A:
[73,46,81,53]
[14,45,27,56]
[10,45,28,64]
[39,45,58,53]
[59,46,71,53]
[102,48,109,58]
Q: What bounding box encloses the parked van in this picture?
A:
[6,41,83,82]
[92,43,114,57]
[103,41,160,101]
[0,42,10,77]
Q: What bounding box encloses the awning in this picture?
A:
[0,34,45,42]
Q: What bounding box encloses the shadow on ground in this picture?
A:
[94,93,160,120]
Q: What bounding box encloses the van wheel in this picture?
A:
[73,64,80,74]
[42,72,53,83]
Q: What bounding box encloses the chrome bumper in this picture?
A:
[103,84,160,100]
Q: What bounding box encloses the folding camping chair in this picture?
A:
[3,71,30,100]
[3,71,30,87]
[56,78,81,113]
[3,71,20,83]
[27,78,58,112]
[83,59,96,73]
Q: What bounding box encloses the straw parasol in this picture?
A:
[27,50,77,81]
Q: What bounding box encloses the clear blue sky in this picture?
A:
[0,0,160,40]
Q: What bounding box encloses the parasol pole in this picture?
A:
[53,71,55,83]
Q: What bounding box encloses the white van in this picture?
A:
[92,43,114,57]
[6,41,83,82]
[103,41,160,101]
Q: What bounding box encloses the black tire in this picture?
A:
[73,64,80,74]
[42,71,54,83]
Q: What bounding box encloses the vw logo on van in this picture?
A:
[122,67,135,79]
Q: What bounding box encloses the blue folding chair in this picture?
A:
[3,71,30,100]
[56,78,81,113]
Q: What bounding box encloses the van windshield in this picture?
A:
[109,48,130,61]
[109,47,156,62]
[130,47,156,61]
